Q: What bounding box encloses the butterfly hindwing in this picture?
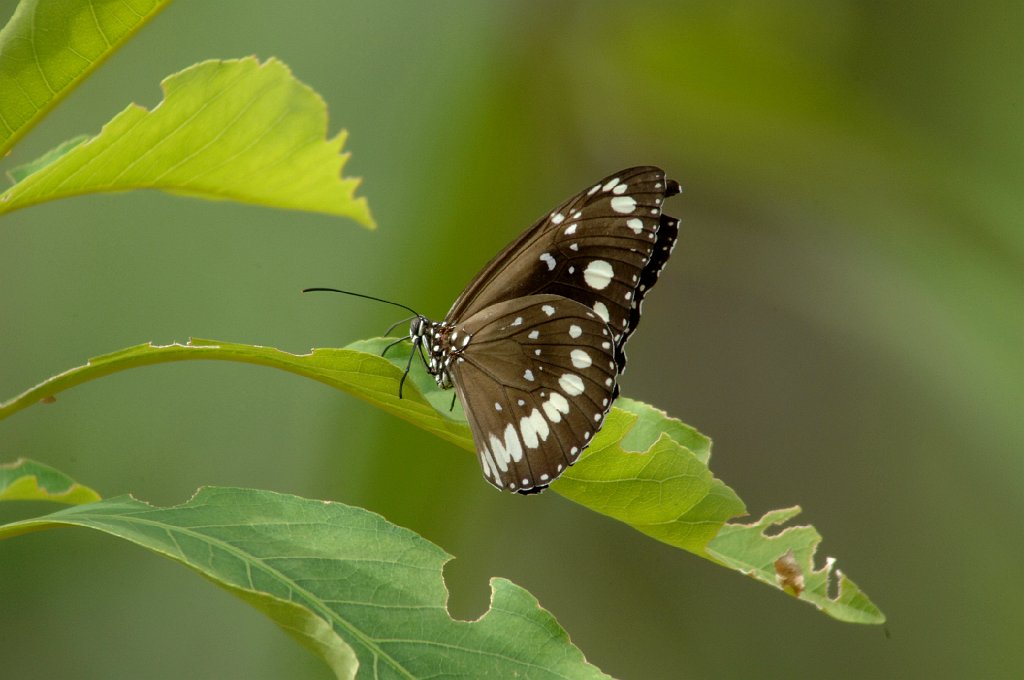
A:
[446,294,618,493]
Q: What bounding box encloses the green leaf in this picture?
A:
[0,457,100,504]
[0,485,611,679]
[0,57,374,226]
[554,400,744,560]
[0,0,172,157]
[0,338,885,622]
[6,134,88,183]
[707,507,886,624]
[0,337,474,452]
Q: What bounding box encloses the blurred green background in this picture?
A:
[1,1,1021,678]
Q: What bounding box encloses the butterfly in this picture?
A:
[404,166,681,494]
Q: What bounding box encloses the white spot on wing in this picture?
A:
[626,218,643,234]
[482,445,502,484]
[611,196,637,214]
[489,434,510,471]
[541,304,555,316]
[564,224,577,235]
[532,409,550,440]
[568,324,582,339]
[583,260,614,290]
[510,316,523,326]
[495,402,502,411]
[602,177,620,192]
[524,369,535,381]
[523,408,549,446]
[559,373,585,396]
[592,301,610,322]
[570,349,592,369]
[551,212,565,224]
[528,330,540,339]
[542,392,570,422]
[539,252,556,271]
[612,183,627,195]
[504,423,523,463]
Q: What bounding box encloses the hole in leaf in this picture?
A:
[826,558,841,600]
[442,558,492,622]
[760,522,788,538]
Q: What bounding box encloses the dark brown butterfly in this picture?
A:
[408,167,681,493]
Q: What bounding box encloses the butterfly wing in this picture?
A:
[445,166,681,371]
[447,294,618,493]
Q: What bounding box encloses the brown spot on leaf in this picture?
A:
[774,549,805,597]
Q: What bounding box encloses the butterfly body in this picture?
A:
[404,166,681,494]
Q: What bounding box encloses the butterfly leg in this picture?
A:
[397,336,421,399]
[381,336,408,358]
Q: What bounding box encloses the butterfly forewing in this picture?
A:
[446,294,618,493]
[445,166,679,373]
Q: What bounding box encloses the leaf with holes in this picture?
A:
[707,507,885,624]
[0,337,885,622]
[0,485,611,679]
[0,0,172,157]
[0,57,373,225]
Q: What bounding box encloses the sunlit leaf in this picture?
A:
[0,457,100,504]
[0,0,172,157]
[0,57,373,226]
[6,134,87,182]
[0,337,885,622]
[0,337,473,451]
[0,485,611,679]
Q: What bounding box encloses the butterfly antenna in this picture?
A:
[301,287,421,317]
[304,287,427,398]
